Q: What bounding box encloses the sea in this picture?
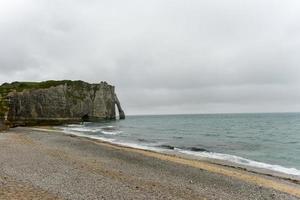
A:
[58,113,300,177]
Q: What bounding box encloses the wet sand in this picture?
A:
[0,127,299,200]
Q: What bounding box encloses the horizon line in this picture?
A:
[125,111,300,117]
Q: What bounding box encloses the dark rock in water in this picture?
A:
[138,138,151,143]
[0,80,125,130]
[137,138,157,143]
[138,138,147,142]
[159,145,176,150]
[188,147,208,152]
[101,126,117,132]
[173,136,183,139]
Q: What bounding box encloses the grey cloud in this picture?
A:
[0,0,300,114]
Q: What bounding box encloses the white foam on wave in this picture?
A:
[61,128,157,151]
[101,130,123,135]
[100,126,123,135]
[61,128,116,143]
[67,124,82,127]
[112,141,159,151]
[64,125,122,135]
[178,149,300,176]
[68,127,99,133]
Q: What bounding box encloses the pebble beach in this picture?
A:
[0,127,299,200]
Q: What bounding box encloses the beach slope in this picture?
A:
[0,127,299,200]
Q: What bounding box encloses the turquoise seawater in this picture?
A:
[60,113,300,176]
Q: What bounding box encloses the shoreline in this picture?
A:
[37,126,300,182]
[32,127,300,197]
[1,127,300,199]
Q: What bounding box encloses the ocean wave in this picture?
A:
[66,127,99,133]
[63,125,122,135]
[100,126,123,135]
[61,129,158,151]
[177,149,300,176]
[67,124,82,127]
[61,129,116,143]
[101,130,123,135]
[112,141,159,151]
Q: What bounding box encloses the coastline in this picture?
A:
[41,127,300,195]
[1,127,299,199]
[51,126,300,182]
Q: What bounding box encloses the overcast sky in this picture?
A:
[1,0,300,115]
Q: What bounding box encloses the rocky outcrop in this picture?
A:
[0,80,125,129]
[0,119,7,131]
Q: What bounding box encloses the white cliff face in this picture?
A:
[0,81,125,129]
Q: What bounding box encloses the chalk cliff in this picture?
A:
[0,80,125,129]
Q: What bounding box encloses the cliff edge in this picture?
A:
[0,80,125,130]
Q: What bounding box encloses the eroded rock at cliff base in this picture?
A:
[0,118,7,131]
[0,80,125,130]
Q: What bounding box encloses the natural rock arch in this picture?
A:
[114,94,125,119]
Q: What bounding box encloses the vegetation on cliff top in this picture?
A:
[0,80,102,118]
[0,80,89,93]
